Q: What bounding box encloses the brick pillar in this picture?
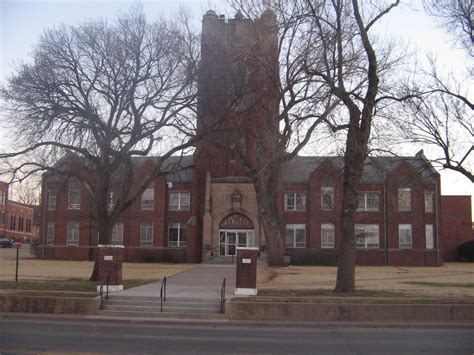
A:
[235,247,258,296]
[96,245,124,293]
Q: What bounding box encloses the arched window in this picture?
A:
[220,213,254,230]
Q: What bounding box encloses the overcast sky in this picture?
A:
[0,0,472,212]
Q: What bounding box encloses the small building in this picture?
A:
[0,181,37,243]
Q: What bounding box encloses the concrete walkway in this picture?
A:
[118,264,236,300]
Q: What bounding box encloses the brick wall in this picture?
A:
[440,195,473,261]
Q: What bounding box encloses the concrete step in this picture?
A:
[98,309,225,320]
[103,304,221,314]
[107,295,221,304]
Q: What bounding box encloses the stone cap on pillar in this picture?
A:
[98,244,124,248]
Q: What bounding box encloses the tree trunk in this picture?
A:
[253,171,287,267]
[335,125,367,293]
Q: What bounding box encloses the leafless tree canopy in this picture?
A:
[424,0,473,57]
[0,8,200,280]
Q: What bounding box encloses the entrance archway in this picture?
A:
[219,213,255,256]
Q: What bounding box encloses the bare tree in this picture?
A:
[0,8,201,280]
[223,1,406,278]
[400,75,473,182]
[299,0,406,293]
[424,0,473,57]
[11,179,41,205]
[401,0,474,181]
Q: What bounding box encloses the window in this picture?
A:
[47,222,55,245]
[284,192,306,211]
[355,224,379,249]
[0,190,5,205]
[321,187,334,211]
[48,191,57,210]
[0,212,4,225]
[108,192,118,211]
[424,192,434,213]
[399,224,412,249]
[68,184,81,209]
[169,192,191,211]
[286,224,306,248]
[67,222,80,246]
[111,223,123,245]
[398,187,411,211]
[140,223,153,246]
[168,223,187,247]
[357,192,379,211]
[321,224,335,249]
[141,188,154,210]
[425,224,434,250]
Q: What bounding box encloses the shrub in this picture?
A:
[457,239,474,262]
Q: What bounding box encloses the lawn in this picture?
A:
[1,247,472,298]
[0,247,196,286]
[257,263,474,298]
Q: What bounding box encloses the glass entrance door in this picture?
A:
[219,230,255,256]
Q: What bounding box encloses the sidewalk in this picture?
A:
[117,264,236,299]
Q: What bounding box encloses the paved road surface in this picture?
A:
[0,318,473,354]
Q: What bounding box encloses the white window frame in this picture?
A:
[67,222,80,246]
[47,222,55,245]
[321,187,334,211]
[399,224,412,249]
[68,185,81,210]
[286,224,306,248]
[108,192,118,211]
[284,192,306,211]
[0,190,6,205]
[169,192,191,211]
[425,224,434,250]
[168,222,187,247]
[398,187,411,212]
[321,223,335,249]
[111,223,124,245]
[140,223,153,246]
[424,192,434,213]
[357,192,379,211]
[355,224,380,249]
[141,188,154,210]
[48,190,57,211]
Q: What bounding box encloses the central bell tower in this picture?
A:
[195,9,279,178]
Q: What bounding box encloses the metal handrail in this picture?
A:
[160,276,167,312]
[220,278,226,314]
[99,283,104,310]
[105,275,110,300]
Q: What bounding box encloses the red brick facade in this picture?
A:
[0,181,36,243]
[440,196,473,261]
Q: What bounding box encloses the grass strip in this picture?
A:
[401,281,474,289]
[0,278,154,293]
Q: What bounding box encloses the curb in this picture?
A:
[1,312,473,330]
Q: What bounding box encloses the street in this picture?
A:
[0,317,473,354]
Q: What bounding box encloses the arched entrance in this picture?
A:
[219,213,255,256]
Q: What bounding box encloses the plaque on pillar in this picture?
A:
[96,244,124,293]
[235,247,258,296]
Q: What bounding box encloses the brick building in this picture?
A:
[38,10,472,265]
[0,181,37,243]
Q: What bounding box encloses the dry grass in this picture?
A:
[1,248,473,298]
[0,247,196,282]
[257,263,474,298]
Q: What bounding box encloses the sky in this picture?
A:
[0,0,472,212]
